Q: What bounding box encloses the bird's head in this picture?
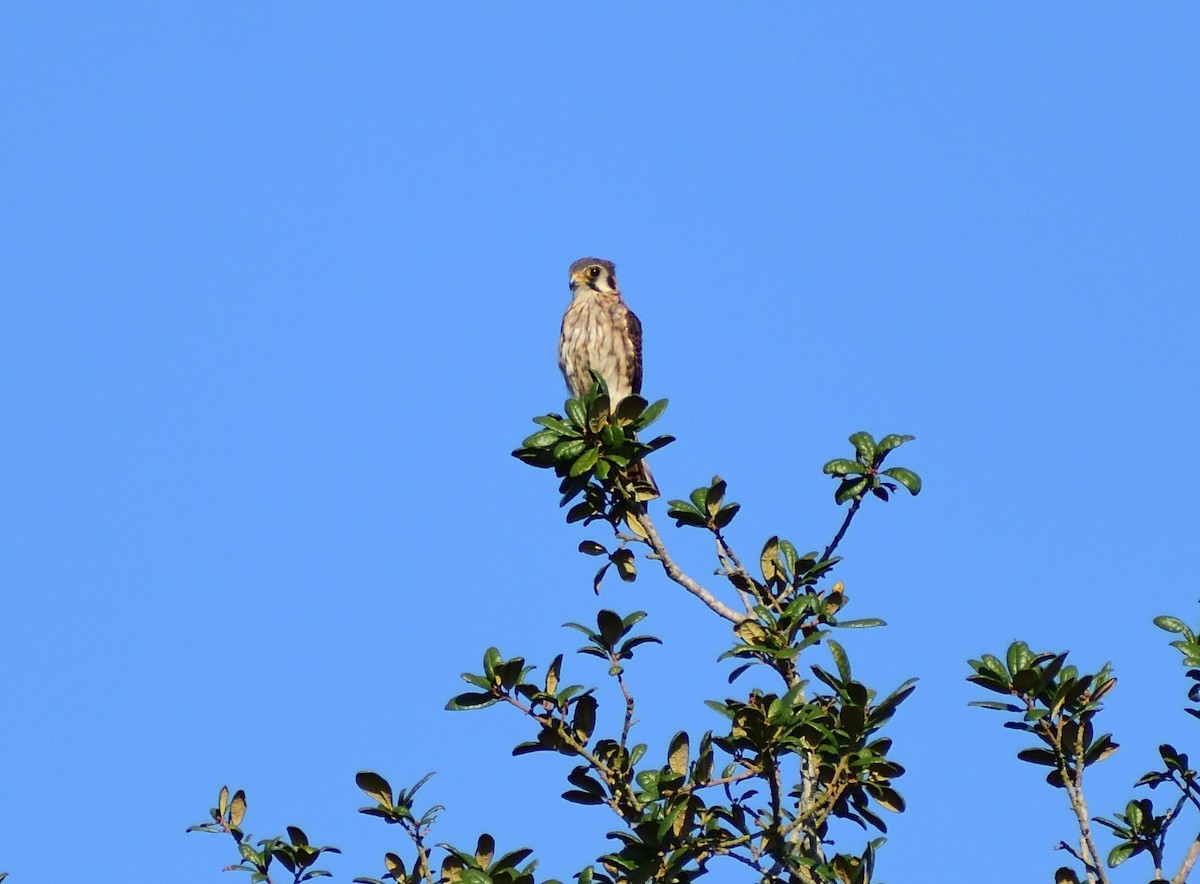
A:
[569,257,619,295]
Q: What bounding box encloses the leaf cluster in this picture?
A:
[446,598,916,884]
[1155,615,1200,720]
[822,433,920,505]
[512,372,672,510]
[968,641,1117,789]
[187,786,340,884]
[187,409,924,884]
[969,619,1200,882]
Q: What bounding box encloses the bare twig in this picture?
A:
[499,693,645,818]
[1055,840,1089,867]
[714,533,755,613]
[676,767,758,797]
[821,496,862,563]
[1059,740,1108,884]
[615,667,636,749]
[631,505,746,623]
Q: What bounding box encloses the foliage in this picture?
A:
[187,786,341,883]
[968,615,1200,883]
[187,382,922,883]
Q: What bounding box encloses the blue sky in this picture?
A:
[2,4,1199,882]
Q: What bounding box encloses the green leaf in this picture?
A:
[593,454,610,478]
[230,790,247,828]
[493,848,534,871]
[849,431,877,463]
[1006,641,1033,677]
[1084,734,1119,765]
[592,562,610,593]
[1017,747,1057,767]
[668,731,690,776]
[666,499,707,528]
[553,438,588,461]
[597,609,624,645]
[566,398,586,427]
[644,434,674,452]
[540,655,562,697]
[881,466,921,495]
[970,700,1023,712]
[572,695,598,743]
[835,477,868,504]
[713,503,740,528]
[637,398,668,429]
[569,446,600,477]
[1107,842,1141,867]
[823,458,862,476]
[876,434,915,453]
[622,610,648,628]
[521,429,561,448]
[587,395,610,430]
[565,501,594,523]
[828,639,851,683]
[239,841,262,863]
[578,540,607,556]
[705,477,727,516]
[474,834,495,867]
[872,785,906,813]
[980,654,1009,679]
[836,618,886,629]
[1154,616,1194,641]
[531,414,571,431]
[760,536,780,583]
[614,394,648,424]
[611,549,637,582]
[446,692,499,711]
[1160,743,1186,772]
[601,423,626,448]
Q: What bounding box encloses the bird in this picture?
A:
[558,257,658,498]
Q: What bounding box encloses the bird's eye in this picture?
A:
[588,266,600,278]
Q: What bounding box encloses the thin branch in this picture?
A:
[615,666,636,749]
[632,505,746,623]
[714,533,755,613]
[1058,736,1108,884]
[498,693,645,818]
[676,767,759,797]
[1055,840,1090,869]
[409,829,434,884]
[1183,784,1200,815]
[715,529,748,575]
[821,496,862,563]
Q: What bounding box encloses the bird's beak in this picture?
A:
[569,270,584,290]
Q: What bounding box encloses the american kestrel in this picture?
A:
[558,257,658,497]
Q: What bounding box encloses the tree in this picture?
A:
[187,377,922,883]
[969,617,1200,884]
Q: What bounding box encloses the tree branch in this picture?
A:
[629,505,746,623]
[821,496,861,563]
[714,532,755,613]
[1060,743,1108,884]
[615,666,636,749]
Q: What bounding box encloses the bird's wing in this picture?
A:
[625,306,643,395]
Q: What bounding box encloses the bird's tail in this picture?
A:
[629,458,659,501]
